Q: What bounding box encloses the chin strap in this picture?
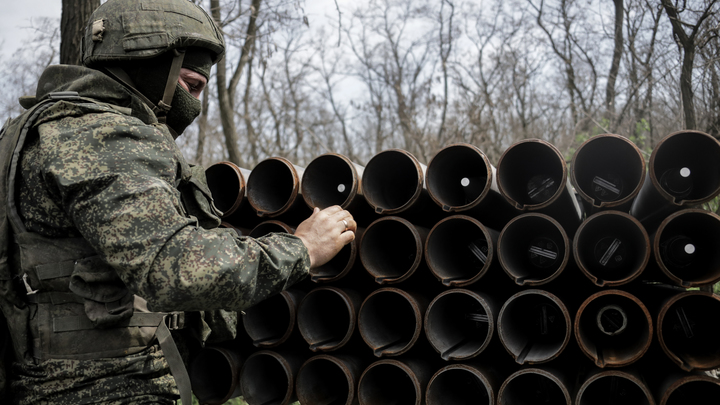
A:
[103,49,186,124]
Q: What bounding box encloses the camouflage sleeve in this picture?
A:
[35,108,309,312]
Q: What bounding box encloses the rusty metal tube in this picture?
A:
[497,213,570,286]
[498,367,572,405]
[359,216,428,284]
[358,288,428,357]
[248,220,294,238]
[576,369,655,405]
[297,286,363,352]
[358,359,433,405]
[425,215,499,287]
[206,161,251,218]
[497,289,571,365]
[295,354,366,405]
[310,228,364,284]
[242,289,304,348]
[239,350,305,405]
[361,149,431,215]
[189,346,243,405]
[657,291,720,371]
[630,130,720,232]
[246,156,311,220]
[575,290,653,368]
[653,208,720,287]
[657,373,720,405]
[426,364,498,405]
[301,153,365,209]
[570,134,646,213]
[573,210,650,287]
[496,139,583,234]
[424,289,497,361]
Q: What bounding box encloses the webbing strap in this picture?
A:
[157,318,192,405]
[35,259,75,280]
[25,292,84,305]
[52,312,185,332]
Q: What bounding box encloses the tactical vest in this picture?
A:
[0,92,220,404]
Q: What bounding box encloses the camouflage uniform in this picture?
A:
[0,25,309,405]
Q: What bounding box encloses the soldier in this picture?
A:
[0,0,356,403]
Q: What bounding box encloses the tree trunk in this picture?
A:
[60,0,100,65]
[605,0,623,120]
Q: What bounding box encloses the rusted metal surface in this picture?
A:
[575,290,653,368]
[189,346,243,405]
[205,161,250,217]
[361,149,428,215]
[425,215,499,287]
[570,134,646,213]
[657,291,720,371]
[426,364,497,405]
[248,220,294,238]
[295,354,366,405]
[497,213,570,286]
[573,210,650,287]
[498,289,570,365]
[358,359,432,405]
[243,289,304,348]
[301,153,365,210]
[630,130,720,232]
[246,156,310,219]
[653,208,720,287]
[426,143,496,211]
[657,373,720,405]
[496,139,583,233]
[576,369,655,405]
[359,216,429,284]
[239,350,305,405]
[498,367,571,405]
[424,289,497,361]
[297,286,363,352]
[358,287,428,357]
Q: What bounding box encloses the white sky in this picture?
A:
[0,0,62,58]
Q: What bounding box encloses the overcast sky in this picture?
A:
[0,0,62,58]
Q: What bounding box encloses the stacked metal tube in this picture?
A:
[194,133,720,405]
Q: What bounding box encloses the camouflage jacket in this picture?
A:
[2,64,309,404]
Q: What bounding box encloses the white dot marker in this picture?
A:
[685,244,695,255]
[337,184,346,193]
[680,167,691,178]
[461,177,470,187]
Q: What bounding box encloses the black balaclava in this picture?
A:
[121,48,213,136]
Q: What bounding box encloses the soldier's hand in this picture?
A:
[295,205,356,268]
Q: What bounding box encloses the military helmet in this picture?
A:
[82,0,225,68]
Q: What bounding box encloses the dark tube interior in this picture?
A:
[296,358,351,405]
[577,374,652,405]
[363,151,421,212]
[498,142,564,206]
[359,363,418,405]
[249,221,291,238]
[652,132,720,201]
[240,354,290,405]
[657,211,720,285]
[243,293,292,347]
[573,137,643,205]
[359,291,418,357]
[190,348,237,405]
[427,146,490,208]
[247,159,296,214]
[499,371,568,405]
[361,220,420,282]
[311,242,354,282]
[425,292,491,360]
[499,216,566,284]
[427,218,490,285]
[661,294,720,370]
[298,289,352,351]
[576,214,648,285]
[206,163,245,215]
[499,292,568,364]
[577,294,650,366]
[302,155,355,208]
[664,379,720,405]
[427,368,492,405]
